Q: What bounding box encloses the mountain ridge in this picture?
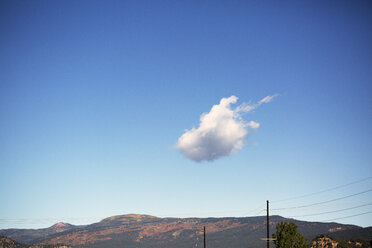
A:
[0,214,369,248]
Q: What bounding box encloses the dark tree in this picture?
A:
[273,222,307,248]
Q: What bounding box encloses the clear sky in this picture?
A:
[1,0,372,229]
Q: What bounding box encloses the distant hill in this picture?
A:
[0,214,368,248]
[0,223,81,245]
[0,236,71,248]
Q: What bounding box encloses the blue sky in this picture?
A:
[1,0,372,229]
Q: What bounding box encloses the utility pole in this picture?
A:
[267,200,269,248]
[204,226,206,248]
[261,201,275,244]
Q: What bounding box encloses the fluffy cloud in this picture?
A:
[176,95,276,162]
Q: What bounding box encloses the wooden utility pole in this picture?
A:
[203,226,206,248]
[267,200,269,248]
[261,201,275,244]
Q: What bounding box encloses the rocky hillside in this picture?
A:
[0,236,71,248]
[311,235,371,248]
[0,236,27,248]
[311,236,339,248]
[328,227,372,241]
[0,223,81,245]
[1,214,362,248]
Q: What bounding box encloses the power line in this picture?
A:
[0,217,103,225]
[272,176,372,203]
[246,203,266,216]
[286,202,372,218]
[271,189,372,211]
[254,209,266,216]
[321,211,372,222]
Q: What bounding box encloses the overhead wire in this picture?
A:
[0,216,103,226]
[2,177,372,227]
[321,211,372,222]
[271,189,372,211]
[269,179,372,224]
[253,209,266,216]
[245,203,266,216]
[285,202,372,218]
[272,176,372,203]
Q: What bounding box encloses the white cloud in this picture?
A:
[247,121,260,129]
[234,102,255,113]
[236,94,278,113]
[259,94,277,104]
[176,94,276,162]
